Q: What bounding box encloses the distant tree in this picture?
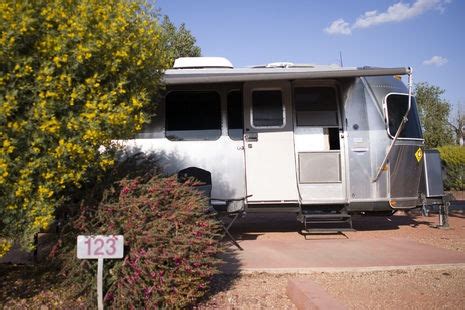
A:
[414,82,454,148]
[448,105,464,146]
[161,16,201,65]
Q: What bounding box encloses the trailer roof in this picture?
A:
[164,66,411,85]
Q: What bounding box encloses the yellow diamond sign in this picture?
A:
[415,147,423,162]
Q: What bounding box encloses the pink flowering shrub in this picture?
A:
[55,162,222,308]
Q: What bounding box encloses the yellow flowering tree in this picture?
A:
[0,0,170,255]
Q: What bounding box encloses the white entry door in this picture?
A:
[243,81,299,203]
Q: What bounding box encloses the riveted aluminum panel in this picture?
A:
[346,78,373,200]
[389,143,424,208]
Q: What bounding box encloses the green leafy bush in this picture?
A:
[0,0,169,254]
[54,155,223,308]
[414,82,454,148]
[437,145,465,191]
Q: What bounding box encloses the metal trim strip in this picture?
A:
[164,67,411,85]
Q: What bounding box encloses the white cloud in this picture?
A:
[324,0,450,35]
[354,0,444,29]
[423,55,448,66]
[324,19,351,35]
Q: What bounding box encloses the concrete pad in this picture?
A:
[221,237,465,273]
[287,278,347,310]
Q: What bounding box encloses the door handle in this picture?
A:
[244,132,258,142]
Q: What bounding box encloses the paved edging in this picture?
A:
[286,278,347,310]
[223,263,465,274]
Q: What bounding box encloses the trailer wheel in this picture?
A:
[177,167,212,198]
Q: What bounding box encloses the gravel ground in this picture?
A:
[199,267,465,310]
[311,268,465,310]
[198,211,465,309]
[198,273,296,310]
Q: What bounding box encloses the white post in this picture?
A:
[97,258,104,310]
[77,235,124,309]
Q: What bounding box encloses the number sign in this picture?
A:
[77,235,124,259]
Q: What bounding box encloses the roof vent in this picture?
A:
[252,62,316,69]
[173,57,233,69]
[266,62,295,68]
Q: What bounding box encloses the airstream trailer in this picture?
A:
[127,57,424,230]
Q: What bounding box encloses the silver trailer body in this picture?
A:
[126,58,424,214]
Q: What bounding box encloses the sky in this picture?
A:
[155,0,464,114]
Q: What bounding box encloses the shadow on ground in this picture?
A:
[352,214,433,231]
[226,212,435,236]
[0,263,61,303]
[192,238,242,307]
[224,209,465,239]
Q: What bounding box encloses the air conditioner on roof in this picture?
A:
[173,57,234,69]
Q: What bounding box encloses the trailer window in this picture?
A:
[294,87,338,127]
[252,90,284,127]
[386,94,422,139]
[165,91,221,141]
[227,91,243,140]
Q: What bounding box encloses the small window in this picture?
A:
[386,94,422,139]
[165,91,221,141]
[294,87,338,127]
[252,90,284,127]
[227,91,243,140]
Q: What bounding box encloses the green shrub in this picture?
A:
[54,156,223,308]
[437,145,465,191]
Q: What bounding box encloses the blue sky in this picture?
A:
[156,0,464,113]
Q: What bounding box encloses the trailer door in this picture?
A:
[243,81,299,204]
[292,82,346,204]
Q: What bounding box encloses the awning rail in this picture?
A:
[164,66,412,85]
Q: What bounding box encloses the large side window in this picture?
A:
[252,90,284,127]
[294,87,338,127]
[386,94,422,139]
[165,91,221,141]
[227,90,243,140]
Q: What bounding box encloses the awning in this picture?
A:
[164,66,412,85]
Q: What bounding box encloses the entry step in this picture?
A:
[298,212,353,234]
[300,214,351,219]
[300,228,355,234]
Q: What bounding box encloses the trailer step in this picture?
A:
[298,212,353,234]
[301,228,355,234]
[300,213,351,219]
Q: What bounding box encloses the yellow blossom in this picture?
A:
[3,139,12,149]
[38,185,54,198]
[33,214,53,231]
[0,0,171,256]
[0,240,12,257]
